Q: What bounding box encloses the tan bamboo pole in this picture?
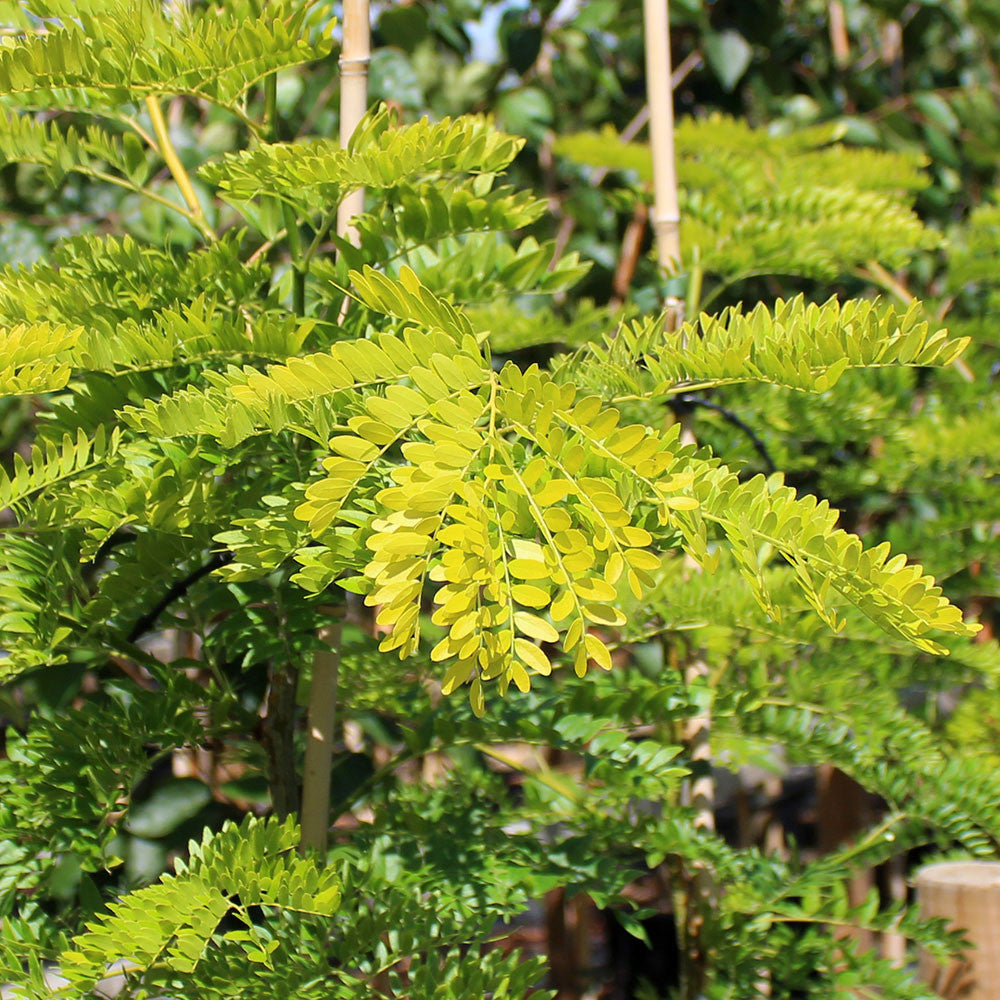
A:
[337,0,371,244]
[644,0,713,867]
[643,7,714,996]
[642,0,682,281]
[299,0,369,855]
[642,5,712,842]
[917,861,1000,998]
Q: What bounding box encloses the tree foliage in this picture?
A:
[0,2,997,998]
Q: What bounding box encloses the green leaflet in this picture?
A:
[0,322,81,395]
[0,0,328,111]
[203,105,525,214]
[122,321,488,447]
[1,301,309,385]
[555,114,937,280]
[0,109,153,187]
[59,816,340,990]
[553,295,969,398]
[338,178,548,267]
[0,426,120,517]
[0,233,268,329]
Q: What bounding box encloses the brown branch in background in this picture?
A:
[611,198,649,305]
[828,2,850,69]
[297,74,340,140]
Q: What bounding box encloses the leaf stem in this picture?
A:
[264,73,278,138]
[473,743,581,803]
[283,202,306,314]
[144,95,216,240]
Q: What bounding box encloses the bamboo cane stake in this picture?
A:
[642,0,682,280]
[337,0,371,244]
[298,0,369,854]
[643,5,716,994]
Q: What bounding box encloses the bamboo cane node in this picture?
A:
[339,56,371,72]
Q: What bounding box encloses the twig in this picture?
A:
[246,228,287,265]
[677,394,777,473]
[127,552,229,643]
[611,198,650,304]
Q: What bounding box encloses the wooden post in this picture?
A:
[337,0,371,244]
[917,860,1000,998]
[817,765,876,954]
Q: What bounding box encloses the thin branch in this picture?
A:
[127,552,229,643]
[677,394,777,473]
[112,112,158,150]
[84,166,203,227]
[611,198,650,305]
[246,227,287,265]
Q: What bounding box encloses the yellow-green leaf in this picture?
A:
[515,638,552,675]
[512,584,551,609]
[513,611,559,643]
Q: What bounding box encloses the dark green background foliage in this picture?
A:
[0,2,999,998]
